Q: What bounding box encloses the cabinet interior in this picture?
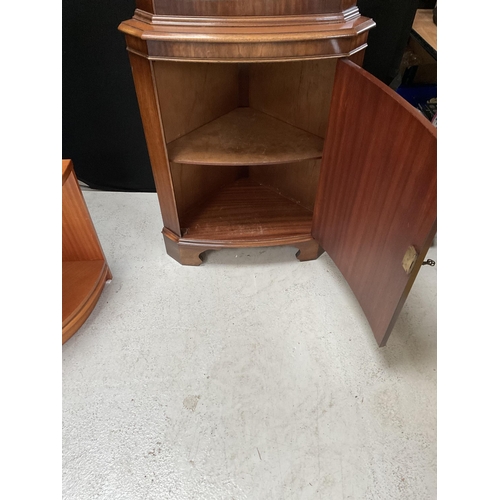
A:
[153,58,338,240]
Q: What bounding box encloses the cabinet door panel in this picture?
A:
[312,59,437,346]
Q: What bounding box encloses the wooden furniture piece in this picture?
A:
[62,160,112,344]
[119,0,375,266]
[411,9,437,59]
[119,2,436,346]
[401,8,437,86]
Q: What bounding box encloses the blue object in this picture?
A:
[396,85,437,109]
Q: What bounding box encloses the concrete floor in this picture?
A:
[62,191,437,500]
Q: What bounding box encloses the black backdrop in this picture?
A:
[62,0,154,191]
[62,0,428,192]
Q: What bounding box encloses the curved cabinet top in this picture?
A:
[119,1,375,62]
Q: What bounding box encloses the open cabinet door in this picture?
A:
[312,59,437,347]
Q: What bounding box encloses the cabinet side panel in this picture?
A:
[348,47,366,66]
[248,59,337,138]
[154,61,239,144]
[136,0,155,13]
[249,160,321,212]
[62,169,106,262]
[128,53,181,235]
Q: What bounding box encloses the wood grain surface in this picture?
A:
[142,1,355,16]
[167,108,324,166]
[180,178,313,242]
[135,0,155,14]
[62,160,111,344]
[62,261,108,343]
[120,4,377,269]
[127,52,181,235]
[249,59,338,138]
[154,61,239,144]
[119,16,374,62]
[162,226,320,266]
[312,60,437,346]
[249,160,321,212]
[170,162,246,221]
[412,9,437,53]
[133,9,361,26]
[63,161,109,263]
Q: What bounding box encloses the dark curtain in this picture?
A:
[357,0,424,86]
[62,0,155,192]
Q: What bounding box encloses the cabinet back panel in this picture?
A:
[248,59,337,138]
[171,162,246,223]
[154,61,239,144]
[249,160,321,212]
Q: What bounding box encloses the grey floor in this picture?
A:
[62,191,437,500]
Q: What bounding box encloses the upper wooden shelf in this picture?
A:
[167,107,324,166]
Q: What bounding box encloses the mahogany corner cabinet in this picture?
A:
[119,1,437,346]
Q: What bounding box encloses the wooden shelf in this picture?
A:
[62,260,108,343]
[180,178,313,243]
[167,107,324,166]
[63,159,111,344]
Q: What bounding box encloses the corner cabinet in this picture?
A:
[119,1,437,347]
[63,160,112,344]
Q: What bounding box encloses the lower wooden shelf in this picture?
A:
[181,178,313,243]
[162,178,323,265]
[62,260,110,344]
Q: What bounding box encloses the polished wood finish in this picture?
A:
[238,64,250,106]
[167,108,324,166]
[136,0,155,14]
[138,1,357,17]
[62,160,111,344]
[347,47,365,66]
[62,261,109,344]
[164,228,322,266]
[249,160,321,212]
[170,163,245,220]
[120,1,375,264]
[163,230,320,266]
[412,9,437,53]
[162,178,318,265]
[154,61,239,144]
[63,161,109,263]
[312,60,437,346]
[119,3,437,345]
[181,178,313,242]
[119,16,374,62]
[248,59,338,138]
[127,52,181,235]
